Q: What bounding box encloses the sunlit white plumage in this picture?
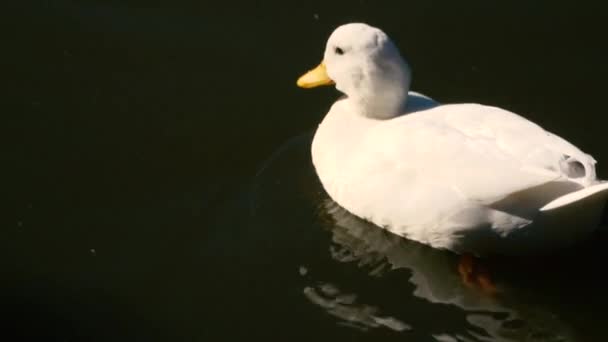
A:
[298,23,608,256]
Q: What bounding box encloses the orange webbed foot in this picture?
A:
[458,253,498,295]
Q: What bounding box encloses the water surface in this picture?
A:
[6,0,608,341]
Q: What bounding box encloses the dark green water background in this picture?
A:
[6,1,608,341]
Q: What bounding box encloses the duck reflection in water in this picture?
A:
[303,197,581,341]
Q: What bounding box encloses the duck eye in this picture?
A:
[334,47,344,55]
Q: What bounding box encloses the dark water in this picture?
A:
[6,1,608,341]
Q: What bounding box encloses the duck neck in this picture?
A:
[352,58,412,120]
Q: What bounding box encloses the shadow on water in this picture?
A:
[204,133,608,341]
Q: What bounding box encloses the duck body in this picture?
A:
[300,23,608,256]
[312,93,608,256]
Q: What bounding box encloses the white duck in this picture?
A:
[297,23,608,256]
